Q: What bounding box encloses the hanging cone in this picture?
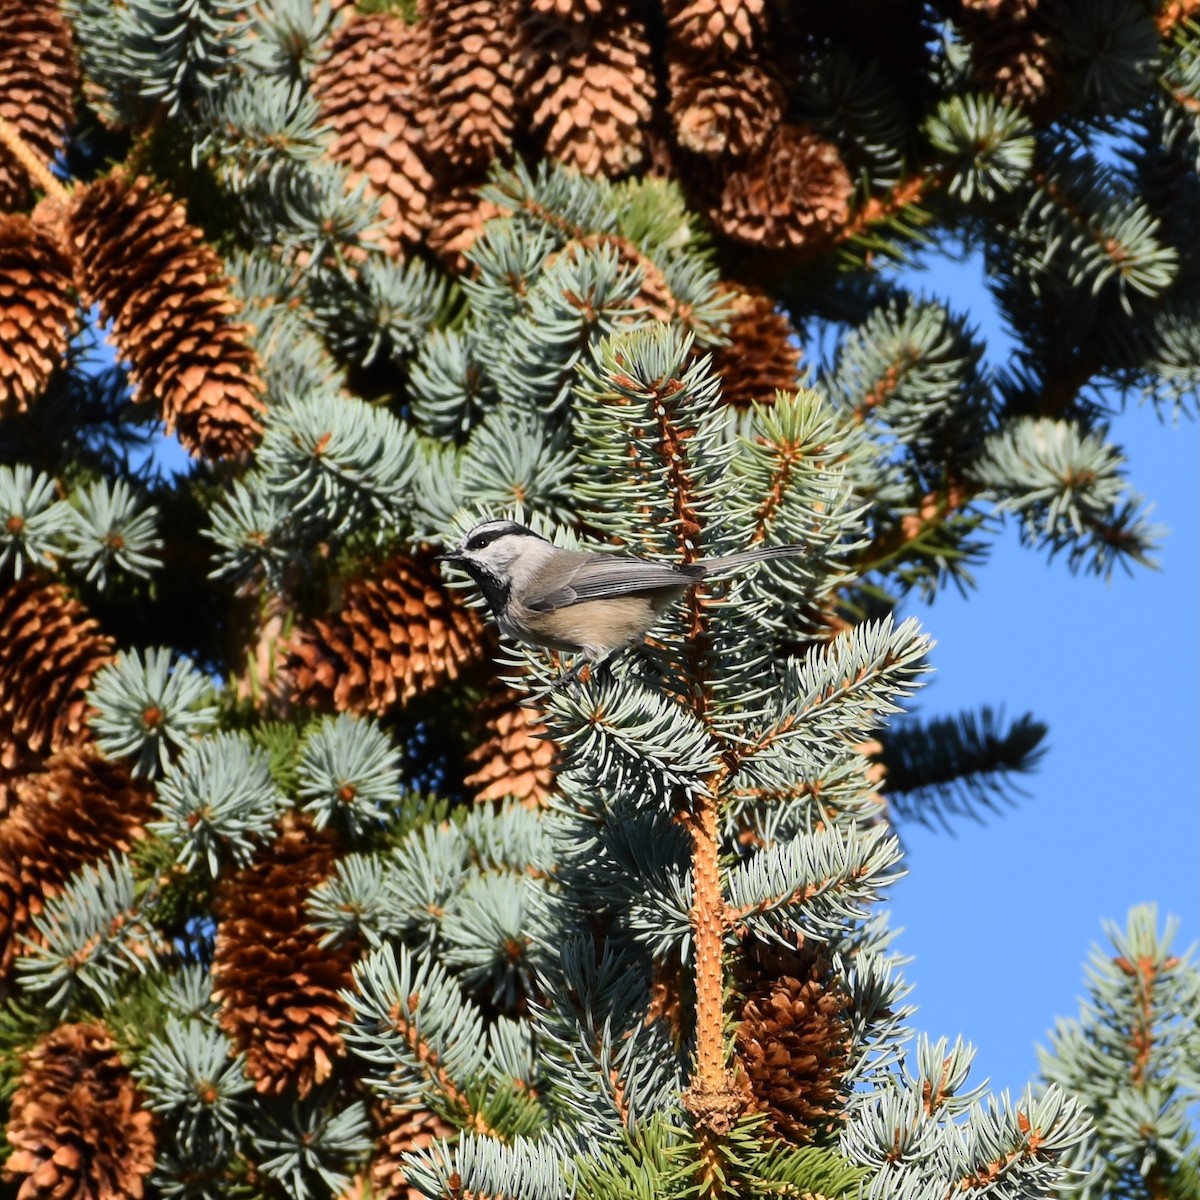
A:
[426,183,503,274]
[519,3,656,177]
[0,578,114,768]
[663,0,769,56]
[0,0,78,212]
[734,937,852,1141]
[0,206,75,416]
[0,746,155,977]
[212,817,356,1098]
[667,52,784,159]
[349,1103,458,1200]
[464,684,557,806]
[314,12,437,256]
[66,174,266,459]
[421,0,517,172]
[4,1022,155,1200]
[705,122,853,250]
[959,0,1058,112]
[710,284,802,407]
[287,551,490,716]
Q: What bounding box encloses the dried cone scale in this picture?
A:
[0,207,75,417]
[0,579,114,769]
[527,0,606,21]
[212,818,357,1098]
[315,12,437,255]
[351,1103,458,1200]
[0,747,155,977]
[0,0,78,211]
[67,174,266,459]
[287,551,490,715]
[426,184,503,273]
[664,0,770,56]
[3,1022,155,1200]
[959,0,1058,112]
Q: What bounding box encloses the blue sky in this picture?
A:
[882,251,1199,1096]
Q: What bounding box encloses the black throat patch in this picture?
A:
[463,562,511,618]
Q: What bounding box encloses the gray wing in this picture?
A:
[524,555,701,612]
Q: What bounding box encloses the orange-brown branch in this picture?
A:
[680,762,746,1161]
[392,996,503,1138]
[838,172,934,246]
[957,1108,1052,1190]
[850,476,975,578]
[726,857,874,931]
[1114,951,1162,1088]
[752,436,803,543]
[0,115,70,206]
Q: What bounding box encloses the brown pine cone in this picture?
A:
[668,53,784,159]
[0,578,114,769]
[0,746,155,977]
[709,284,802,407]
[421,0,517,172]
[426,183,503,274]
[287,551,490,716]
[0,0,78,211]
[704,123,853,251]
[4,1022,155,1200]
[525,0,607,23]
[212,817,356,1098]
[464,684,557,806]
[314,12,438,255]
[734,938,852,1141]
[518,3,656,177]
[355,1103,458,1200]
[962,0,1041,17]
[958,0,1060,112]
[67,174,266,459]
[0,208,74,416]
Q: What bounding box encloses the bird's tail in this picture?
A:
[698,542,807,579]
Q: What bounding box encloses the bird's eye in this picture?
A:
[467,534,488,551]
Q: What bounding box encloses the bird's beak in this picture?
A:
[437,550,463,564]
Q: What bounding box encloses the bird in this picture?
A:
[439,519,807,672]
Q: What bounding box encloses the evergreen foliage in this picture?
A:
[0,1,1194,1198]
[1039,906,1200,1200]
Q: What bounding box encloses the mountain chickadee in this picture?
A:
[439,519,807,664]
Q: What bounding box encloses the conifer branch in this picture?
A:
[837,172,937,249]
[852,478,976,577]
